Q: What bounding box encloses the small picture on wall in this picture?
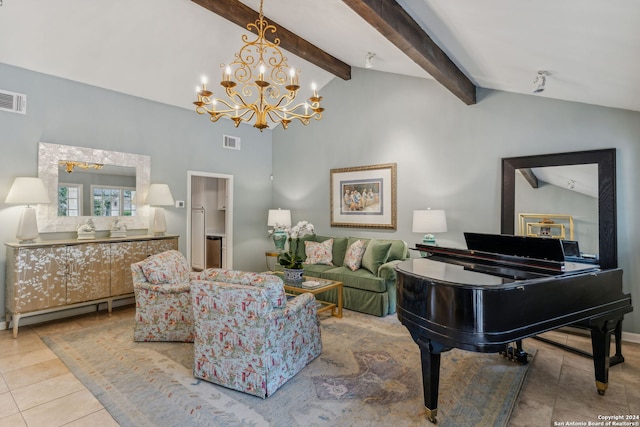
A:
[330,163,397,229]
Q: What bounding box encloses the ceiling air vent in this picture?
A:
[0,89,27,115]
[223,135,240,150]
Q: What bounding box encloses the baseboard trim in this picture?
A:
[0,298,135,332]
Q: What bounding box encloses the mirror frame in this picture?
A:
[501,148,617,269]
[37,142,151,232]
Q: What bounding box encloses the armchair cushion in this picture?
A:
[139,250,190,285]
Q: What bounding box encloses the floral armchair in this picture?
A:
[132,250,196,342]
[190,270,322,398]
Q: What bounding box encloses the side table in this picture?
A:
[265,251,281,271]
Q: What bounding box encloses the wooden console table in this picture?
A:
[5,234,178,338]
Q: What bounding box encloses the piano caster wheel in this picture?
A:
[598,390,606,396]
[501,345,529,364]
[426,408,438,424]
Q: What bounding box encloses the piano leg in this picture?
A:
[590,319,617,396]
[610,319,625,366]
[416,338,449,424]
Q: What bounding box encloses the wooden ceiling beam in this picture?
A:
[520,168,539,188]
[342,0,476,105]
[191,0,351,80]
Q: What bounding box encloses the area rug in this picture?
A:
[41,310,533,427]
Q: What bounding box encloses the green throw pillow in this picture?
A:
[361,239,392,275]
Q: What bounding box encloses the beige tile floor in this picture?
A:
[0,306,638,426]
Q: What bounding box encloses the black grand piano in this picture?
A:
[396,232,633,423]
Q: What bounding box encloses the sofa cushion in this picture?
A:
[321,267,387,293]
[361,239,392,275]
[344,239,367,271]
[304,239,333,265]
[315,236,348,267]
[140,250,190,285]
[302,264,336,276]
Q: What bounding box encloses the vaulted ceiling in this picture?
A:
[1,0,639,114]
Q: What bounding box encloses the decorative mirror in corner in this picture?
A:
[37,142,151,232]
[501,148,617,269]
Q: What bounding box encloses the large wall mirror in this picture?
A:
[37,142,151,232]
[501,149,617,269]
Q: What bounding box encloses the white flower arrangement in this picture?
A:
[279,220,315,269]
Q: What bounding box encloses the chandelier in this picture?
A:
[194,0,324,131]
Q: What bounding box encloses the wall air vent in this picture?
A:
[0,89,27,115]
[223,135,240,150]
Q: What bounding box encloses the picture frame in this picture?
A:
[518,213,574,240]
[330,163,397,229]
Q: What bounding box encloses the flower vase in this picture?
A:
[283,268,304,285]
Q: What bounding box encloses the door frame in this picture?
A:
[186,171,234,269]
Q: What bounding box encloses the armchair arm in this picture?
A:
[271,292,317,321]
[133,281,191,295]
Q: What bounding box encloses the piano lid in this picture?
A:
[397,257,600,290]
[464,232,565,262]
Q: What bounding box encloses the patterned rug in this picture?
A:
[41,310,533,427]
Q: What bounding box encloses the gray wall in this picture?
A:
[272,67,640,334]
[0,63,274,322]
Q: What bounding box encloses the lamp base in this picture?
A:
[422,234,437,245]
[272,230,287,251]
[151,207,167,236]
[16,206,40,243]
[419,234,437,258]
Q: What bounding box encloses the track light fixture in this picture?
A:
[365,52,376,69]
[533,71,551,94]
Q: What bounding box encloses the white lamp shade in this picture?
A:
[5,177,51,205]
[267,209,291,227]
[412,210,447,233]
[145,184,174,206]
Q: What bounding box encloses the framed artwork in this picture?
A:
[518,213,574,240]
[330,163,397,229]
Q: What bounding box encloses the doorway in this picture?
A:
[187,171,233,270]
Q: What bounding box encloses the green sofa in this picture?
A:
[274,235,409,317]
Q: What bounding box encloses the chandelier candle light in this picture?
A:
[194,0,324,131]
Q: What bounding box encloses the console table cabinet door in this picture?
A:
[110,241,148,296]
[7,246,68,312]
[66,243,111,304]
[148,238,178,256]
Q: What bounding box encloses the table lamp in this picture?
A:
[5,177,51,243]
[412,209,447,246]
[267,208,291,250]
[146,183,174,236]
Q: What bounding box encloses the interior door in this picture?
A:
[191,207,206,270]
